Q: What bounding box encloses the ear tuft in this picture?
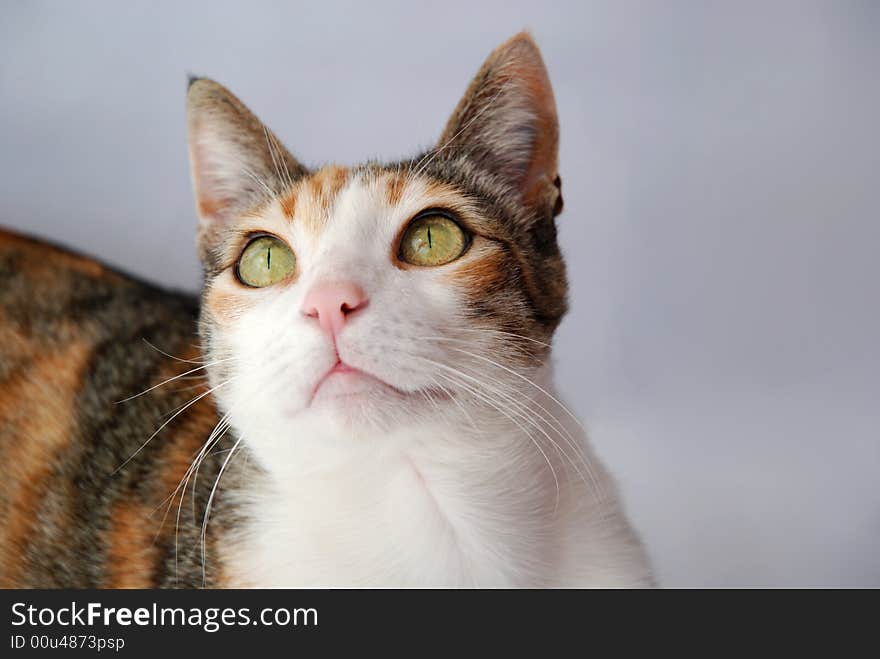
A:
[186,78,307,259]
[437,32,560,215]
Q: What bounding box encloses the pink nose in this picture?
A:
[300,281,368,338]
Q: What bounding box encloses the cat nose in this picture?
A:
[300,281,368,338]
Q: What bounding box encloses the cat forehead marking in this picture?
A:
[274,167,428,241]
[275,165,352,234]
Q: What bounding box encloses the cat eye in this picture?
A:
[399,212,469,267]
[236,235,297,287]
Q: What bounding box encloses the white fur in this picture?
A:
[210,174,652,587]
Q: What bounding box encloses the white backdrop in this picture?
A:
[2,1,877,586]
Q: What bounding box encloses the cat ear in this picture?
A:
[437,32,562,217]
[186,77,307,256]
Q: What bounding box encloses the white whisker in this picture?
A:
[435,326,553,349]
[200,433,245,586]
[113,375,239,475]
[141,339,212,365]
[115,356,237,404]
[447,346,585,431]
[432,368,561,511]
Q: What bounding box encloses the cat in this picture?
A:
[0,32,653,587]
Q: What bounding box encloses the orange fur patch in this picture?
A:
[386,172,407,206]
[198,197,223,220]
[0,335,91,586]
[309,165,349,211]
[447,239,508,289]
[279,189,297,219]
[104,500,160,588]
[205,280,249,324]
[0,229,111,281]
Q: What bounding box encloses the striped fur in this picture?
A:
[0,231,244,587]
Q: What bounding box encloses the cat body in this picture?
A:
[0,33,653,587]
[0,230,224,586]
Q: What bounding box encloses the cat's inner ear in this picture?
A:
[186,78,307,257]
[437,32,562,216]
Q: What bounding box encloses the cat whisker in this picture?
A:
[262,125,283,187]
[406,345,602,509]
[434,326,553,349]
[415,334,537,360]
[242,167,276,198]
[266,125,295,190]
[148,400,236,580]
[166,404,238,585]
[189,414,238,517]
[114,356,237,404]
[449,359,602,504]
[431,368,561,512]
[428,340,603,504]
[426,360,571,472]
[113,375,240,475]
[446,346,586,432]
[161,380,214,396]
[415,377,470,430]
[426,374,479,432]
[178,380,259,585]
[141,337,215,364]
[200,433,246,587]
[151,399,237,520]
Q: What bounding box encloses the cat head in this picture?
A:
[186,33,567,457]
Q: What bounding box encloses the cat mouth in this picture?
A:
[307,360,451,409]
[307,360,404,406]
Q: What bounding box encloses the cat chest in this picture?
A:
[220,458,545,587]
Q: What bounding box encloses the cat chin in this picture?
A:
[245,383,454,447]
[308,365,401,405]
[293,390,440,432]
[297,394,399,431]
[267,366,450,429]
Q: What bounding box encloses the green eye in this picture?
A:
[236,235,296,287]
[399,213,469,266]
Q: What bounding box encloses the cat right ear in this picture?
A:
[186,78,307,258]
[435,33,562,219]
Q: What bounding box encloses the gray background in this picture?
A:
[1,1,878,586]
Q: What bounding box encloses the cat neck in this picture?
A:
[215,374,607,586]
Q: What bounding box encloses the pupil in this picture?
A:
[267,246,271,269]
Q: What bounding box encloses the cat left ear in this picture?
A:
[436,32,562,218]
[186,77,307,258]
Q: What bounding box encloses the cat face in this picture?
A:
[187,33,567,457]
